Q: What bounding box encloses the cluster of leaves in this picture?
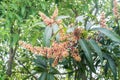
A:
[0,0,53,79]
[35,16,120,80]
[33,1,120,80]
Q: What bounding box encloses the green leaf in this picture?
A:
[104,61,109,76]
[13,34,19,43]
[32,22,45,27]
[57,16,70,20]
[34,66,46,72]
[44,26,52,46]
[103,54,117,80]
[31,33,39,45]
[34,56,47,70]
[52,23,60,41]
[49,67,60,74]
[79,39,92,63]
[89,39,103,63]
[76,16,84,23]
[79,39,95,72]
[86,22,92,30]
[115,53,120,57]
[92,28,120,43]
[10,33,19,47]
[47,74,55,80]
[39,72,47,80]
[21,7,25,16]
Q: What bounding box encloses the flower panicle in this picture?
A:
[113,0,120,18]
[19,27,83,67]
[51,7,58,19]
[73,28,81,40]
[19,40,70,66]
[19,41,44,55]
[39,12,48,20]
[71,48,81,62]
[100,12,106,28]
[100,12,112,30]
[52,56,59,67]
[39,7,62,26]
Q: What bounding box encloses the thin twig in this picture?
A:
[15,58,37,80]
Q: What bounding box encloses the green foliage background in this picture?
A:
[0,0,120,80]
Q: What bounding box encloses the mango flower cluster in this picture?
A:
[39,7,62,26]
[113,0,120,19]
[100,12,106,28]
[100,12,112,30]
[19,41,68,66]
[19,31,81,67]
[19,29,82,67]
[19,7,82,67]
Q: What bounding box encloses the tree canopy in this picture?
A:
[0,0,120,80]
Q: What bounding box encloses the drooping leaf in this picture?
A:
[47,74,55,80]
[49,67,60,74]
[34,66,46,72]
[44,26,52,46]
[115,53,120,57]
[92,28,120,43]
[34,56,47,70]
[103,54,117,80]
[52,23,60,41]
[76,16,84,23]
[79,39,95,72]
[79,39,93,63]
[39,72,47,80]
[89,39,103,63]
[104,61,109,76]
[32,22,45,28]
[86,21,92,30]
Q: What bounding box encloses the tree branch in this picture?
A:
[71,7,78,17]
[6,25,18,76]
[15,58,37,80]
[6,47,15,76]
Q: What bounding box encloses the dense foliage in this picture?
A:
[0,0,120,80]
